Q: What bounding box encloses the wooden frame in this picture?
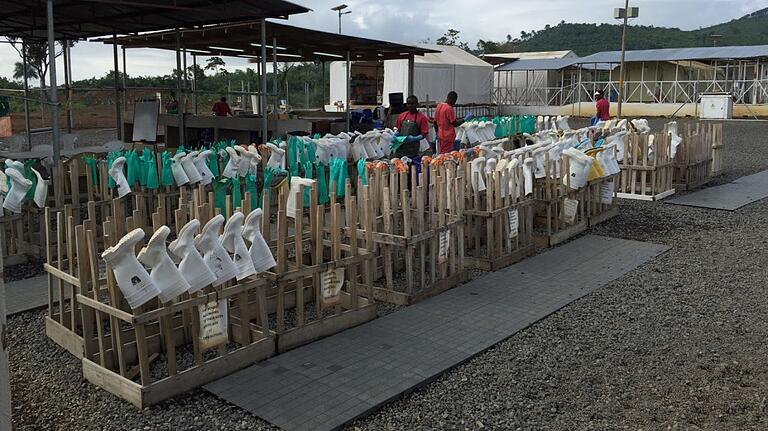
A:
[532,153,588,249]
[617,133,675,201]
[464,158,535,271]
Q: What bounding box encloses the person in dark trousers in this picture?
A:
[212,97,233,117]
[595,89,610,121]
[394,95,429,159]
[165,92,179,114]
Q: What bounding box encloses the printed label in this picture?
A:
[600,180,615,205]
[198,300,229,350]
[508,208,519,238]
[561,198,579,224]
[438,230,451,263]
[321,267,345,307]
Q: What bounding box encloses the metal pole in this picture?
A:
[175,29,185,147]
[192,54,198,115]
[122,47,127,112]
[407,54,415,97]
[67,43,74,131]
[21,41,31,148]
[617,0,629,118]
[112,32,122,141]
[272,37,278,113]
[338,10,342,34]
[346,50,351,132]
[47,0,61,164]
[63,41,71,133]
[260,19,268,143]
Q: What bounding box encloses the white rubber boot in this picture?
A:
[287,177,316,219]
[101,228,160,309]
[2,168,32,214]
[247,144,262,176]
[532,147,547,179]
[631,119,651,134]
[193,150,215,186]
[137,225,191,303]
[195,214,238,286]
[522,157,534,196]
[109,156,132,198]
[536,116,545,132]
[222,147,239,178]
[169,219,217,293]
[607,131,628,162]
[266,143,286,169]
[243,208,276,272]
[556,115,571,132]
[601,143,621,175]
[171,152,190,186]
[470,157,487,192]
[220,211,256,281]
[31,167,48,208]
[667,122,682,159]
[5,159,23,174]
[562,148,593,189]
[181,151,202,184]
[484,158,497,176]
[235,145,254,177]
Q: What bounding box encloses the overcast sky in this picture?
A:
[1,0,766,85]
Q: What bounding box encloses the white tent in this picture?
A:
[329,44,494,108]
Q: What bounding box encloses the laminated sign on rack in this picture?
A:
[508,208,519,239]
[438,231,451,264]
[321,267,345,307]
[601,180,615,205]
[198,300,229,350]
[561,198,579,225]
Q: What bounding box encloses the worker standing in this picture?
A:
[595,90,610,121]
[212,96,233,117]
[434,91,470,154]
[393,95,430,159]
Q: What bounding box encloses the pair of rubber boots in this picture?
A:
[2,160,47,213]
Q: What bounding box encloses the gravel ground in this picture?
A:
[7,119,768,430]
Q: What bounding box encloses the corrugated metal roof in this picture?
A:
[415,44,493,67]
[483,50,576,60]
[577,45,768,63]
[496,58,617,71]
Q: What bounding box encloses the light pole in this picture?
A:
[614,1,638,118]
[332,4,352,34]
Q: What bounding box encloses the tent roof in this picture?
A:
[100,20,437,62]
[0,0,309,40]
[412,44,492,67]
[578,45,768,63]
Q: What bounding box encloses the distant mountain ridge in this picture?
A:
[479,8,768,56]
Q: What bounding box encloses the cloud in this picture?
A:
[1,0,766,83]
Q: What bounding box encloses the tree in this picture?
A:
[5,38,73,89]
[13,61,38,81]
[436,29,470,52]
[204,57,226,75]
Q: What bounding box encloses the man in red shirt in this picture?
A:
[394,95,430,158]
[212,97,233,117]
[434,91,467,154]
[595,90,610,121]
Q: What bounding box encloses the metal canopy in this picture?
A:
[496,58,617,71]
[0,0,310,40]
[578,45,768,64]
[98,20,438,62]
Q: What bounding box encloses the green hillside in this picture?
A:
[478,8,768,56]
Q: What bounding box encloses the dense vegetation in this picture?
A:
[475,7,768,55]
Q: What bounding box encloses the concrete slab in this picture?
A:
[205,235,670,431]
[667,170,768,211]
[4,275,48,315]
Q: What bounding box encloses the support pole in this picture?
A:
[175,29,185,147]
[63,41,72,133]
[407,54,415,97]
[346,50,351,132]
[273,37,278,113]
[617,0,629,118]
[21,41,31,149]
[122,47,127,111]
[47,0,61,164]
[112,32,122,141]
[260,19,268,143]
[192,54,198,115]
